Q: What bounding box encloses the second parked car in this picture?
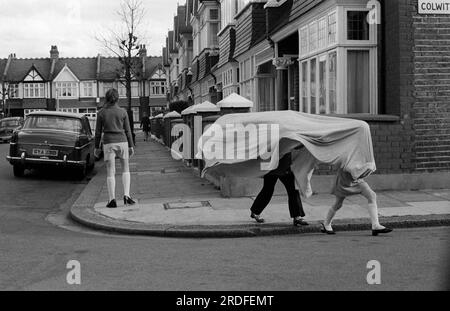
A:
[0,117,24,143]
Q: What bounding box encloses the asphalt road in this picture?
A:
[0,143,449,291]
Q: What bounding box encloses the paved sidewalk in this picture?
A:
[70,133,450,237]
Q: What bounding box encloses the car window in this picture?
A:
[23,116,83,133]
[0,120,20,127]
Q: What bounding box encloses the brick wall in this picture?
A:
[412,5,450,171]
[373,0,450,174]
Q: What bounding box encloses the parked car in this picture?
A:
[6,111,95,178]
[0,117,24,143]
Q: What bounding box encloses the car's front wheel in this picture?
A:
[13,164,25,177]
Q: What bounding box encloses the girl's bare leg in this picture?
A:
[324,196,345,231]
[120,158,131,198]
[359,182,385,230]
[105,160,116,201]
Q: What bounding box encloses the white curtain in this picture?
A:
[347,50,370,113]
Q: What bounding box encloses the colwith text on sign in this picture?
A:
[419,0,450,14]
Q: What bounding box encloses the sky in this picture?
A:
[0,0,181,59]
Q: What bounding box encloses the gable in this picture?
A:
[53,64,80,82]
[151,69,166,79]
[23,68,44,82]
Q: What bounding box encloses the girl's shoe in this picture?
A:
[106,199,117,208]
[320,223,336,235]
[372,227,393,236]
[250,213,265,223]
[124,196,136,206]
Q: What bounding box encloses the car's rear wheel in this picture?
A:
[13,164,25,177]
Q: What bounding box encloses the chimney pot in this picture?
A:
[50,45,59,59]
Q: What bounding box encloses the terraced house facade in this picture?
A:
[163,0,450,179]
[0,45,167,122]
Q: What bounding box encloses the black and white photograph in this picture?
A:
[0,0,449,299]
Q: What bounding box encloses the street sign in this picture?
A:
[419,0,450,14]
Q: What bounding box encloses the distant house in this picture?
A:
[0,45,168,121]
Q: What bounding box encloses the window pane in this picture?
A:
[300,27,308,55]
[319,57,327,114]
[309,22,317,51]
[347,50,370,113]
[329,51,337,114]
[310,59,316,114]
[301,62,308,112]
[210,23,219,46]
[328,13,337,44]
[210,8,219,20]
[347,11,369,40]
[23,116,82,132]
[318,18,327,49]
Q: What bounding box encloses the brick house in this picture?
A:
[163,0,449,190]
[0,45,167,122]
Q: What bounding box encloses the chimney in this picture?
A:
[139,44,147,58]
[50,45,59,59]
[140,45,147,78]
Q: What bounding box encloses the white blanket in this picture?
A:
[196,111,376,198]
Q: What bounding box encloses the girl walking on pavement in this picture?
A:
[94,88,136,208]
[321,170,393,236]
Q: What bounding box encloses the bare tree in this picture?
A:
[0,83,11,117]
[96,0,147,142]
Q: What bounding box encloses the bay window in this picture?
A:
[24,83,45,98]
[56,82,78,98]
[299,6,377,115]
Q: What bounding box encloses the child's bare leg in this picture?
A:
[324,196,345,231]
[105,160,116,202]
[359,182,384,230]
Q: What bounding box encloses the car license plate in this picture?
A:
[32,149,58,157]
